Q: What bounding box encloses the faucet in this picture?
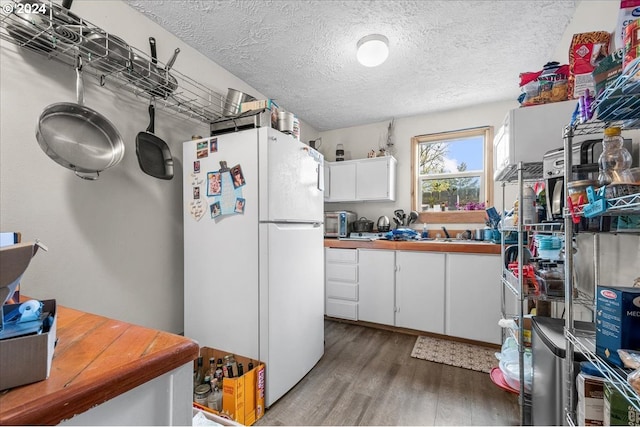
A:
[441,226,450,239]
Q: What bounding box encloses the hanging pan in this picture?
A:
[36,56,125,180]
[135,103,174,180]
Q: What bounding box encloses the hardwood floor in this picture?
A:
[256,320,519,426]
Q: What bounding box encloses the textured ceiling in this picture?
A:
[124,0,579,132]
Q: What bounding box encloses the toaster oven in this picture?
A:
[324,211,357,237]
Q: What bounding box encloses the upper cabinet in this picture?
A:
[325,156,397,202]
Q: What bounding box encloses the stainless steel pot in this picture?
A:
[353,217,374,233]
[81,30,132,74]
[36,56,124,180]
[222,88,255,116]
[377,216,390,232]
[278,111,295,134]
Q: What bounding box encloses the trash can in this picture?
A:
[531,316,594,426]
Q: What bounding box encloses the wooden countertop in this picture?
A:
[0,302,199,425]
[324,238,501,254]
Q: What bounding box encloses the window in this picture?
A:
[411,127,493,223]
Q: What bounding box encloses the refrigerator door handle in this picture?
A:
[317,164,324,192]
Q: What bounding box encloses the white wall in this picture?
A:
[319,99,519,227]
[0,1,316,334]
[319,0,621,229]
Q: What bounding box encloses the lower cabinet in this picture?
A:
[357,249,395,325]
[395,251,445,334]
[324,247,501,345]
[445,253,502,344]
[325,248,359,320]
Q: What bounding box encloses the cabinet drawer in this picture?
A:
[326,281,358,301]
[325,248,358,263]
[326,299,358,320]
[326,263,358,282]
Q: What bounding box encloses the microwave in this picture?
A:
[493,101,579,180]
[324,211,357,237]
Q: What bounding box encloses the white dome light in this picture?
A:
[356,34,389,67]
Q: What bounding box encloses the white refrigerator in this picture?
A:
[182,127,325,407]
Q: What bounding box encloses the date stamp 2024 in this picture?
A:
[1,2,47,15]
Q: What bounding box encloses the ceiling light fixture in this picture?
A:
[356,34,389,67]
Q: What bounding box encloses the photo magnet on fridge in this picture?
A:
[196,141,208,158]
[235,197,245,214]
[231,164,246,189]
[207,171,221,196]
[209,138,218,153]
[210,201,222,218]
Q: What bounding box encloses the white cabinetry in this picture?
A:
[325,248,359,320]
[325,156,396,202]
[395,251,445,334]
[326,162,357,201]
[446,253,502,344]
[325,246,501,344]
[357,249,395,325]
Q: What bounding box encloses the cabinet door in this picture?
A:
[395,251,445,334]
[327,162,356,201]
[357,249,395,325]
[356,157,390,201]
[446,253,501,344]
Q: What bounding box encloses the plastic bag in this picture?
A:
[618,349,640,369]
[519,62,569,106]
[630,367,640,394]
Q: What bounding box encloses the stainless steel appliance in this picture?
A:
[531,317,593,426]
[324,210,357,237]
[543,138,637,221]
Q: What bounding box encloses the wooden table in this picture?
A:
[0,302,199,425]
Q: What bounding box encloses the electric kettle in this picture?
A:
[377,216,390,232]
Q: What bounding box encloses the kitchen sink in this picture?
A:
[414,238,489,244]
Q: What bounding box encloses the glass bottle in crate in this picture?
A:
[207,379,223,411]
[194,356,204,389]
[215,358,224,383]
[207,357,216,381]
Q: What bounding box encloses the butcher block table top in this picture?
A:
[0,301,199,425]
[325,238,501,254]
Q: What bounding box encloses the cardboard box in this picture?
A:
[240,99,278,113]
[577,372,605,426]
[603,381,640,425]
[195,347,265,426]
[0,299,57,391]
[595,286,640,368]
[192,405,242,426]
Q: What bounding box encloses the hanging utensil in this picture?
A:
[135,103,174,180]
[36,56,125,180]
[147,37,179,98]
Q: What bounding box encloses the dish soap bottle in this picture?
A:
[598,126,633,186]
[421,223,428,239]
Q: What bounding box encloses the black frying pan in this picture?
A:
[135,104,174,180]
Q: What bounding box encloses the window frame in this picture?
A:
[411,126,493,224]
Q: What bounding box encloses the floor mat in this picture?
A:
[410,335,497,374]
